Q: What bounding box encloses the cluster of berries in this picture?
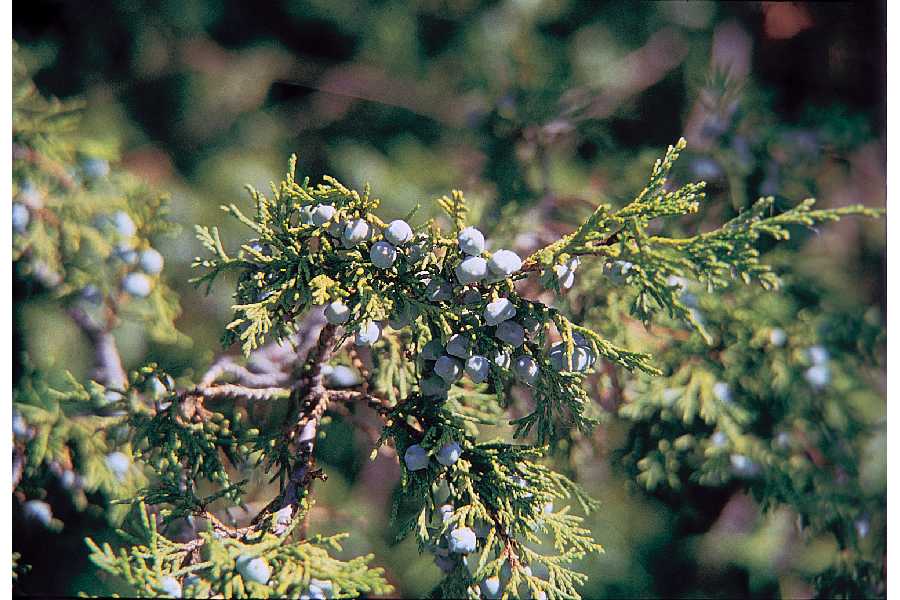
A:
[99,210,163,299]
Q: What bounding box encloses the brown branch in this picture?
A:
[67,305,127,389]
[197,383,289,402]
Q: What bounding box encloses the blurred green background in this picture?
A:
[13,1,885,597]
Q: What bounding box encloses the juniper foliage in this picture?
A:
[12,50,883,600]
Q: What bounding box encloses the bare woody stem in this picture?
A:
[67,305,127,389]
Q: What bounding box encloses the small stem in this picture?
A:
[67,306,127,389]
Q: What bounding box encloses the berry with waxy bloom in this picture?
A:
[384,219,413,245]
[139,248,165,275]
[548,343,595,372]
[448,526,477,554]
[551,257,580,290]
[484,298,516,325]
[436,442,462,466]
[308,579,334,599]
[12,203,29,233]
[808,345,829,365]
[513,355,539,386]
[324,300,350,324]
[446,334,471,359]
[83,158,110,179]
[354,321,381,346]
[158,576,182,598]
[496,321,525,347]
[236,555,271,584]
[457,226,485,256]
[435,355,463,383]
[465,355,490,383]
[23,500,52,526]
[404,444,429,471]
[456,256,488,284]
[438,504,455,523]
[324,365,362,388]
[113,211,137,237]
[480,576,503,599]
[805,364,830,388]
[424,278,452,302]
[712,381,732,403]
[123,272,154,298]
[769,328,787,346]
[342,218,370,248]
[421,375,449,398]
[462,289,482,305]
[106,451,131,480]
[311,204,336,226]
[487,250,522,277]
[369,241,398,269]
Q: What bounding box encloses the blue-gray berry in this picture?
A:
[484,298,516,325]
[421,375,450,398]
[139,248,165,275]
[552,264,575,290]
[309,579,334,599]
[106,451,131,479]
[730,454,759,477]
[325,365,362,388]
[123,272,153,298]
[83,158,110,179]
[480,576,503,599]
[354,321,381,346]
[808,345,829,365]
[424,278,452,302]
[158,576,182,598]
[495,321,525,347]
[769,328,787,347]
[324,300,351,325]
[455,256,488,284]
[311,204,336,226]
[113,211,137,237]
[548,343,595,372]
[513,355,539,386]
[487,250,522,277]
[465,355,490,383]
[462,289,482,305]
[404,444,429,471]
[457,227,485,256]
[236,555,271,584]
[370,241,398,269]
[712,381,732,403]
[435,355,463,383]
[448,526,477,554]
[384,220,413,245]
[805,364,830,388]
[23,500,52,526]
[436,441,462,466]
[342,219,370,248]
[114,243,138,265]
[12,410,27,437]
[446,334,471,359]
[12,203,29,233]
[438,504,455,523]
